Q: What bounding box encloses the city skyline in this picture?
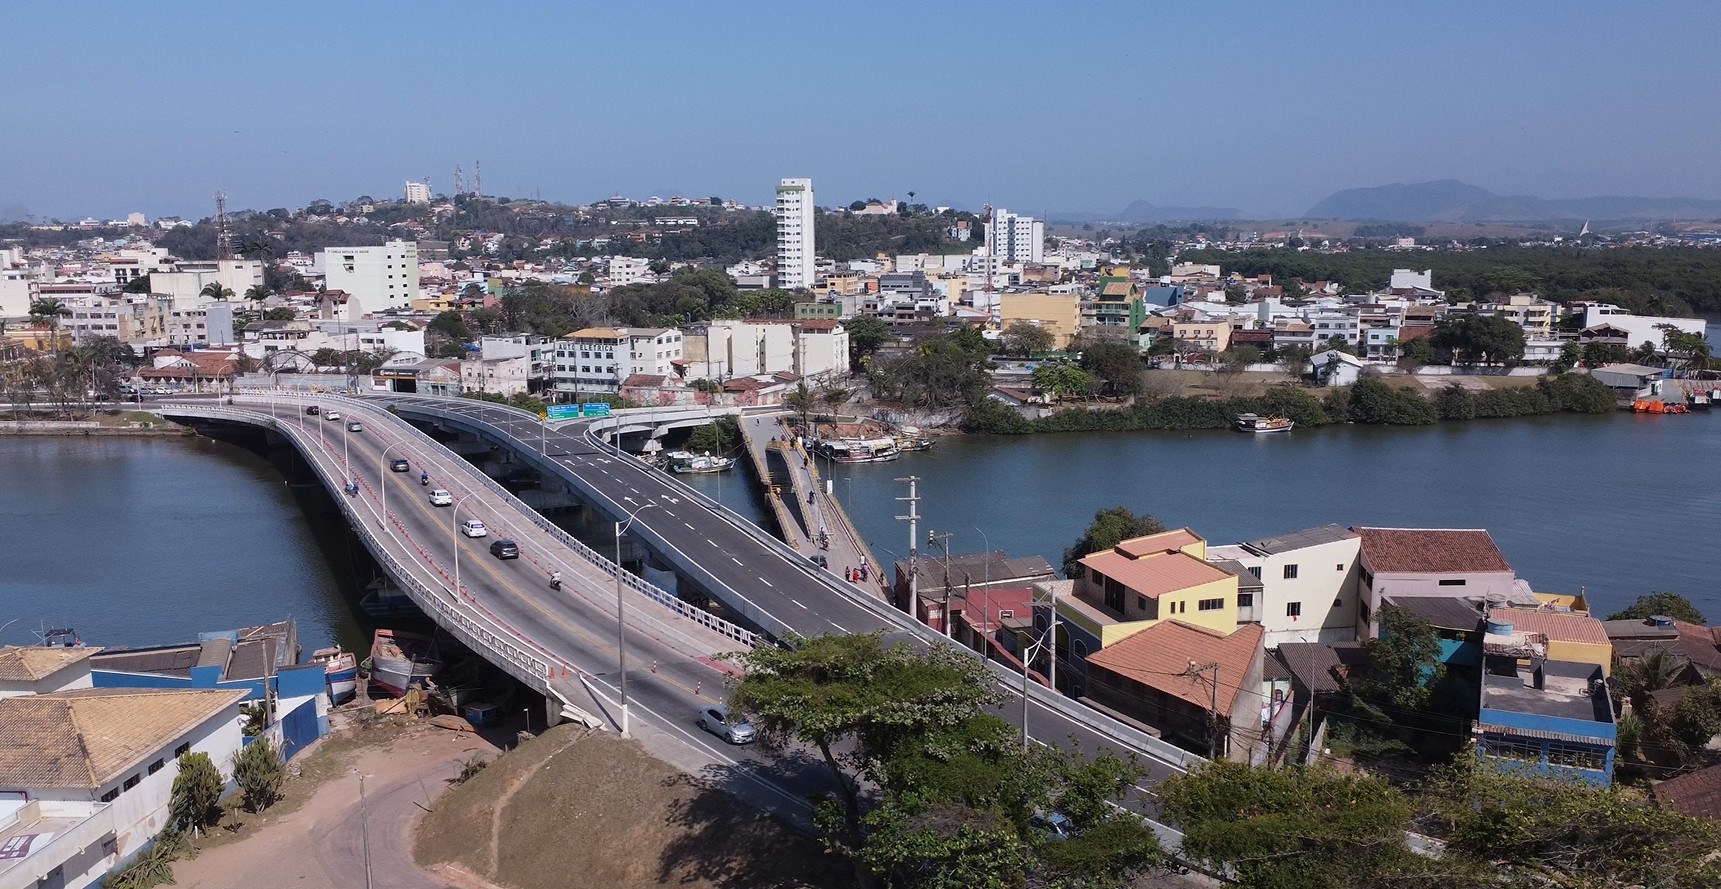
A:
[5,1,1721,220]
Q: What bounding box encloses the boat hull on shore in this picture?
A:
[368,629,440,697]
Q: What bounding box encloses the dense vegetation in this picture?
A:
[962,373,1618,435]
[1176,245,1721,313]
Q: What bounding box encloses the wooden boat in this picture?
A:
[311,646,358,705]
[368,629,441,697]
[1235,413,1295,433]
[815,437,901,463]
[892,426,933,451]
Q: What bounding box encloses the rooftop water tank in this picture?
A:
[1485,618,1515,636]
[1648,615,1675,628]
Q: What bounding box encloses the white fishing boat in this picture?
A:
[814,437,901,463]
[312,646,358,705]
[664,450,736,474]
[1235,413,1295,433]
[367,629,440,697]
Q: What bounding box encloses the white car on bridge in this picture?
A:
[460,519,488,538]
[428,489,453,507]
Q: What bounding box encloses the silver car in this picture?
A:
[696,705,756,744]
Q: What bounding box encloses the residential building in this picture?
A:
[0,266,34,318]
[680,318,849,382]
[1484,293,1562,337]
[1475,647,1615,785]
[1083,621,1268,761]
[1046,530,1241,685]
[1170,319,1231,356]
[607,256,651,287]
[1209,525,1362,647]
[552,327,683,396]
[1651,764,1721,821]
[1488,608,1611,675]
[1354,527,1520,638]
[1310,349,1365,386]
[477,334,554,393]
[0,646,99,699]
[461,354,531,397]
[775,178,815,290]
[1606,616,1721,679]
[985,208,1045,264]
[890,551,1058,632]
[317,240,420,311]
[0,687,248,876]
[1579,303,1705,351]
[404,180,431,204]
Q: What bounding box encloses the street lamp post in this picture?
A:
[341,414,351,481]
[929,530,954,638]
[614,500,659,737]
[449,493,478,598]
[377,442,408,527]
[974,526,992,649]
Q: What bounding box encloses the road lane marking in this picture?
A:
[730,557,743,566]
[684,523,696,530]
[791,598,808,609]
[829,621,848,632]
[760,578,773,587]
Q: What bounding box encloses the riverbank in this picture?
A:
[0,420,189,435]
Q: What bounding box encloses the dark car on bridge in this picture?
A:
[489,539,519,560]
[304,405,319,416]
[389,459,411,472]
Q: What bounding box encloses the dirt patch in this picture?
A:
[416,726,843,889]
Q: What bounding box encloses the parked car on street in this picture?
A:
[695,705,756,744]
[489,539,519,560]
[460,520,488,538]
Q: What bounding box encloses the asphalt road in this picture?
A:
[367,396,1189,791]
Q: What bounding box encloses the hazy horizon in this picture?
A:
[6,1,1720,220]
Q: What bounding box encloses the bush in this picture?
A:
[106,828,188,889]
[1434,383,1477,420]
[1543,372,1617,413]
[453,753,489,785]
[234,736,285,813]
[169,751,223,835]
[1349,378,1436,425]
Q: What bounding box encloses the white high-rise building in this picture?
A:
[986,207,1045,264]
[775,178,815,290]
[318,239,420,311]
[404,181,431,204]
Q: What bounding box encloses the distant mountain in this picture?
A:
[1051,200,1243,225]
[1306,179,1721,222]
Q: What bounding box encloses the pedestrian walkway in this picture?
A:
[739,415,886,600]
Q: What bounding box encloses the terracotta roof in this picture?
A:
[0,645,101,682]
[1654,764,1721,820]
[0,688,247,789]
[1086,622,1265,713]
[1079,548,1234,601]
[620,374,669,387]
[1490,608,1610,646]
[1114,529,1203,558]
[1354,527,1512,574]
[1674,621,1721,673]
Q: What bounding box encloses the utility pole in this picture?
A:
[928,530,954,637]
[1184,660,1223,760]
[894,476,920,613]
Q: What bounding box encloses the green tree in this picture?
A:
[27,297,71,353]
[427,310,475,342]
[234,735,285,813]
[845,315,892,370]
[199,281,235,302]
[1078,341,1144,398]
[1660,324,1712,372]
[1062,506,1165,578]
[1432,316,1527,366]
[169,751,224,835]
[243,284,273,311]
[1607,591,1706,624]
[1276,344,1313,380]
[686,415,739,455]
[1581,341,1629,368]
[1541,372,1616,413]
[783,381,817,431]
[1434,382,1477,420]
[1000,320,1054,356]
[122,273,152,293]
[818,383,852,428]
[1161,761,1421,889]
[1348,378,1436,425]
[1355,604,1446,712]
[1398,334,1439,369]
[1031,364,1092,401]
[730,633,1162,889]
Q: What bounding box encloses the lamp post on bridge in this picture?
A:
[614,500,659,737]
[449,493,479,599]
[377,441,408,528]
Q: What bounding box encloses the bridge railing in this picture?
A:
[588,413,1205,772]
[170,403,564,692]
[305,393,763,650]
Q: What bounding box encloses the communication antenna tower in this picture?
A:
[454,164,466,195]
[214,190,232,260]
[982,203,994,294]
[474,160,482,198]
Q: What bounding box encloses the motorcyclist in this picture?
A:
[549,570,562,590]
[420,470,429,486]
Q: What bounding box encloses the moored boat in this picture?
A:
[368,629,441,697]
[312,645,358,705]
[892,426,933,451]
[1235,413,1295,433]
[814,437,901,463]
[665,450,736,474]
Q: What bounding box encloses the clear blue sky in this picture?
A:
[5,1,1719,220]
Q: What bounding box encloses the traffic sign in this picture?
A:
[546,405,582,421]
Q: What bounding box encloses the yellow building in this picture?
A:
[999,292,1082,349]
[412,293,460,313]
[1171,320,1232,355]
[1491,608,1613,676]
[1051,529,1241,656]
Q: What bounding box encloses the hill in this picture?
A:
[1306,179,1721,223]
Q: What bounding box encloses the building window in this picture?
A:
[122,774,141,791]
[1136,596,1147,612]
[1238,593,1254,608]
[1287,602,1302,618]
[1247,565,1262,579]
[1283,564,1299,580]
[1336,563,1345,572]
[1198,598,1224,612]
[1485,736,1541,763]
[175,743,191,757]
[1438,578,1466,586]
[1547,743,1606,770]
[100,788,120,802]
[148,759,165,774]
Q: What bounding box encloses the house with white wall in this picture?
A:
[0,688,247,885]
[1209,525,1362,647]
[0,646,99,699]
[1354,527,1523,637]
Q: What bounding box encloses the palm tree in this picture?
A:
[818,383,851,435]
[27,298,71,355]
[244,285,273,307]
[1616,647,1689,713]
[200,282,235,303]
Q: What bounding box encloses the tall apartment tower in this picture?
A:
[775,177,815,289]
[404,180,431,204]
[986,207,1045,264]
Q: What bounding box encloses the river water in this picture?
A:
[3,411,1717,652]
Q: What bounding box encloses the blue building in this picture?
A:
[1474,622,1616,785]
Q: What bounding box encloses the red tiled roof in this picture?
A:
[1654,764,1721,820]
[1086,621,1265,713]
[621,374,669,387]
[1115,529,1202,558]
[1490,609,1609,646]
[1354,527,1512,574]
[1079,550,1233,601]
[1674,621,1721,673]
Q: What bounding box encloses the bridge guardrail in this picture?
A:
[170,403,563,691]
[309,393,763,650]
